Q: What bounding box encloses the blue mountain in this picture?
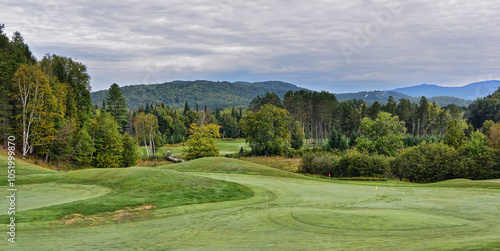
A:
[391,80,500,100]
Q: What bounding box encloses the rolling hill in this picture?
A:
[91,80,483,110]
[391,80,500,100]
[91,80,306,109]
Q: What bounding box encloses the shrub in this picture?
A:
[95,152,121,168]
[299,150,390,178]
[336,150,389,178]
[391,142,460,183]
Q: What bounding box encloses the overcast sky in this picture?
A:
[2,0,500,93]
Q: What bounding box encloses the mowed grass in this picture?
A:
[2,153,500,250]
[138,138,250,157]
[0,153,253,229]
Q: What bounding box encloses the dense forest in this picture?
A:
[1,24,499,182]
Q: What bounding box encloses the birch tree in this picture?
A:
[133,113,159,157]
[13,64,56,156]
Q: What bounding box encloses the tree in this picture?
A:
[105,83,128,132]
[328,127,348,151]
[39,54,92,126]
[240,104,291,156]
[384,96,397,115]
[466,130,488,156]
[94,111,123,168]
[183,100,190,116]
[487,123,500,149]
[219,113,239,138]
[444,119,466,149]
[133,113,159,157]
[13,64,57,156]
[481,120,495,136]
[248,92,283,112]
[356,112,406,156]
[368,101,381,120]
[290,120,304,150]
[466,98,500,129]
[185,123,220,160]
[121,132,139,167]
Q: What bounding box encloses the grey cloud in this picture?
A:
[1,0,500,92]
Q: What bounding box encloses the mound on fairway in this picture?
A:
[166,157,306,179]
[0,153,254,228]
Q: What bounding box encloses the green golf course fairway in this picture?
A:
[2,155,500,250]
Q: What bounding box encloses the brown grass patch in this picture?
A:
[60,205,157,226]
[240,156,301,172]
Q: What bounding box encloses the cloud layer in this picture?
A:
[2,0,500,92]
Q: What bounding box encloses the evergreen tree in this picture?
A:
[215,106,221,121]
[384,96,397,115]
[183,100,190,116]
[105,83,128,132]
[290,120,304,150]
[121,132,139,167]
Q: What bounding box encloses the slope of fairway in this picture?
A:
[12,170,500,250]
[0,153,254,229]
[0,154,56,178]
[4,155,500,250]
[166,157,308,179]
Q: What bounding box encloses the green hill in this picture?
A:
[91,80,306,109]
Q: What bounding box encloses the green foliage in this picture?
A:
[466,97,500,129]
[481,120,495,136]
[105,83,128,132]
[290,120,304,150]
[94,111,123,167]
[444,119,466,148]
[95,152,121,168]
[356,112,406,156]
[299,150,390,178]
[240,104,291,156]
[402,135,442,147]
[248,92,283,112]
[391,142,460,183]
[40,54,92,126]
[185,123,221,160]
[121,133,139,167]
[219,113,239,138]
[328,127,349,151]
[488,123,500,149]
[71,127,94,165]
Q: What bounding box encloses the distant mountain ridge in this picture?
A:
[91,80,306,109]
[391,80,500,100]
[333,90,473,106]
[91,80,496,110]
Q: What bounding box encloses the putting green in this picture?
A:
[0,183,110,214]
[291,208,469,231]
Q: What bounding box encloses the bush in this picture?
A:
[95,152,121,168]
[336,150,390,178]
[391,142,460,183]
[299,150,390,178]
[460,147,500,180]
[121,133,139,167]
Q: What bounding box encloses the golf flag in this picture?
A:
[329,173,331,177]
